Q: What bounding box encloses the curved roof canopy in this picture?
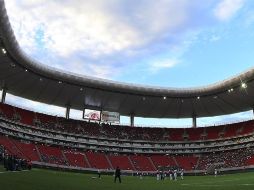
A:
[0,0,254,118]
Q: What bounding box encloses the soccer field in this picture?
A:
[0,168,254,190]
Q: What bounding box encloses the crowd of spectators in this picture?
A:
[197,147,254,170]
[1,104,254,143]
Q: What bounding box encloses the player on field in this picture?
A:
[156,171,160,180]
[173,169,177,180]
[97,169,101,179]
[180,169,184,180]
[114,166,121,183]
[214,169,217,177]
[169,170,173,180]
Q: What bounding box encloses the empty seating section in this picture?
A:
[15,107,34,126]
[64,150,88,168]
[239,121,254,135]
[0,103,15,119]
[150,155,176,168]
[85,151,111,169]
[175,155,198,170]
[37,145,67,165]
[36,112,56,124]
[0,136,25,158]
[11,139,40,161]
[108,154,134,170]
[130,155,155,171]
[205,126,223,140]
[185,128,204,141]
[168,129,184,141]
[246,155,254,165]
[224,124,239,138]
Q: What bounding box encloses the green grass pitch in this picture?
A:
[1,167,254,190]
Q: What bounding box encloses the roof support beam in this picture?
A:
[65,106,70,119]
[1,88,6,103]
[192,115,197,128]
[130,113,135,127]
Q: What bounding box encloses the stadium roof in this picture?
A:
[1,0,254,119]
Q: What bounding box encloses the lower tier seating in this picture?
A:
[108,154,134,170]
[64,150,89,168]
[85,151,111,169]
[1,134,254,171]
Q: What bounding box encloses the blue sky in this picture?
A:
[2,0,254,127]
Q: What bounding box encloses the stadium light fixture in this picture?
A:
[25,69,28,72]
[241,83,247,89]
[197,96,200,100]
[163,96,167,100]
[1,48,6,54]
[228,88,234,93]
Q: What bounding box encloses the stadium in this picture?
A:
[1,0,254,189]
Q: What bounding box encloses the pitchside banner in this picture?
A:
[101,111,120,123]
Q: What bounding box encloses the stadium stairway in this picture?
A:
[9,138,27,160]
[128,156,136,170]
[105,154,114,169]
[173,156,179,167]
[61,150,69,165]
[148,157,157,171]
[0,136,24,158]
[83,154,91,168]
[35,145,43,162]
[10,139,35,161]
[195,155,201,170]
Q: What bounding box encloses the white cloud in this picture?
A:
[149,58,180,73]
[214,0,245,21]
[209,35,221,42]
[5,0,210,79]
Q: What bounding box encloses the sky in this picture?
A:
[2,0,254,127]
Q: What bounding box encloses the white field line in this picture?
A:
[0,170,29,174]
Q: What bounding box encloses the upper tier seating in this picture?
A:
[0,103,254,141]
[0,103,254,143]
